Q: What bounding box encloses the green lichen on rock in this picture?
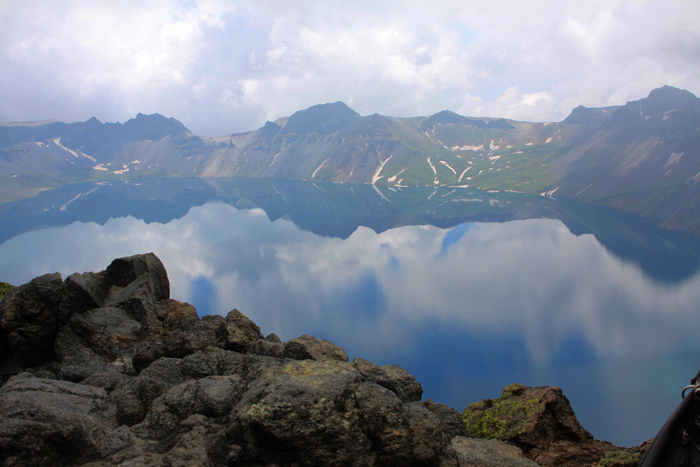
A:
[0,281,15,300]
[462,383,540,439]
[597,449,641,467]
[502,383,527,397]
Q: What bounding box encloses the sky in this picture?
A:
[1,0,699,136]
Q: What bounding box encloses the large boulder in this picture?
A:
[223,309,264,352]
[0,273,63,367]
[462,383,638,466]
[0,253,208,380]
[446,437,539,466]
[249,333,350,363]
[58,270,108,324]
[353,357,423,402]
[283,334,349,362]
[0,374,114,465]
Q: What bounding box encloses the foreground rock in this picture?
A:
[0,253,640,466]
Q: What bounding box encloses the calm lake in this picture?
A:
[2,177,700,447]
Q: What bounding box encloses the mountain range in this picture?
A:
[2,85,700,234]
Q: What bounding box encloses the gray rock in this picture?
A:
[264,332,282,343]
[106,252,170,301]
[103,253,170,329]
[161,375,244,421]
[114,357,188,426]
[235,372,375,466]
[0,375,114,465]
[446,437,539,466]
[58,270,108,324]
[248,336,286,358]
[81,369,133,392]
[353,357,423,402]
[70,306,144,359]
[0,273,63,367]
[100,424,138,459]
[354,380,442,465]
[283,334,349,362]
[162,414,229,467]
[55,326,109,381]
[423,398,469,439]
[132,393,180,441]
[132,315,227,372]
[195,374,245,417]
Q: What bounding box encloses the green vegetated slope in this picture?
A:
[1,86,700,233]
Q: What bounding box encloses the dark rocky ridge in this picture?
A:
[0,253,644,465]
[4,85,700,237]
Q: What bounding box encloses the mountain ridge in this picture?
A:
[2,85,700,234]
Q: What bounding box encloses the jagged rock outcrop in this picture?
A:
[462,383,642,466]
[0,253,639,465]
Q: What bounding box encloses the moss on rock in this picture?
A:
[597,449,641,467]
[462,383,540,439]
[0,281,15,300]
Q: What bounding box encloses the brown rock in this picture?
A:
[223,309,264,353]
[463,383,624,466]
[159,299,198,330]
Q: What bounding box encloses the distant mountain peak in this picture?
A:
[647,84,695,100]
[122,113,188,140]
[645,85,699,111]
[128,112,184,126]
[563,105,616,125]
[423,110,514,130]
[282,101,360,135]
[427,110,469,125]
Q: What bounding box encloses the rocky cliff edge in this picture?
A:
[0,253,644,466]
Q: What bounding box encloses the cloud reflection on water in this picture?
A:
[2,202,699,365]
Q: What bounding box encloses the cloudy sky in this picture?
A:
[1,0,699,136]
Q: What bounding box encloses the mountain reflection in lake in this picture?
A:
[1,179,700,447]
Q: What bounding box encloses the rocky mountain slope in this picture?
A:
[2,85,700,233]
[0,253,648,465]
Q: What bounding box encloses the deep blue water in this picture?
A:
[1,178,700,447]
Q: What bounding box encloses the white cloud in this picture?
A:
[0,0,699,134]
[2,202,700,369]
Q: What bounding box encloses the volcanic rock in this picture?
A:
[462,383,641,466]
